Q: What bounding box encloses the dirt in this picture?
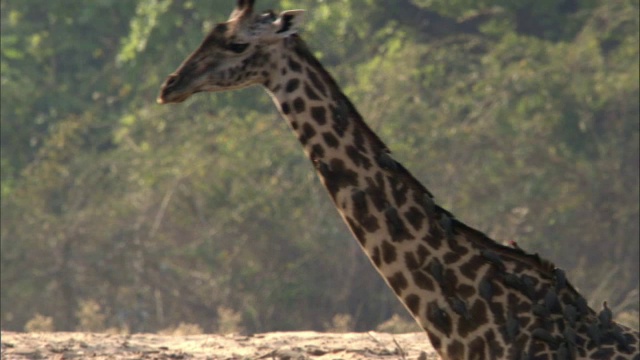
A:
[1,331,438,360]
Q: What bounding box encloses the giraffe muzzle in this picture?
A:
[157,73,193,104]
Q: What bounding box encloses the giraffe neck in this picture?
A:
[263,35,489,354]
[260,36,639,359]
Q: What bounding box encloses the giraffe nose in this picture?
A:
[165,74,180,89]
[157,74,182,104]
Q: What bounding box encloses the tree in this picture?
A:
[1,0,637,333]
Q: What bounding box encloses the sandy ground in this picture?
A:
[1,331,438,360]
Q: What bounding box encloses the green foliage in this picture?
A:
[376,314,421,334]
[1,0,638,334]
[324,313,355,333]
[159,322,204,336]
[76,299,108,332]
[24,314,55,332]
[117,0,172,65]
[215,306,245,334]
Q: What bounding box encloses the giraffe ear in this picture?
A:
[230,0,254,19]
[272,10,305,37]
[236,0,254,12]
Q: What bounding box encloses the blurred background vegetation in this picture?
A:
[1,0,638,334]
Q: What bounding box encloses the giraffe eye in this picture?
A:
[226,42,249,53]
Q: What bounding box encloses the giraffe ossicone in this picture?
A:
[158,1,639,359]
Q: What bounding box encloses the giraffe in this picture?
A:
[157,1,640,359]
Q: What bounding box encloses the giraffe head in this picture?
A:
[157,0,304,104]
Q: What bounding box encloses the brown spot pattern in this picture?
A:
[299,123,316,145]
[371,246,381,267]
[443,269,460,294]
[285,78,300,93]
[321,132,339,148]
[447,340,465,359]
[459,255,485,280]
[484,329,504,358]
[331,104,348,136]
[307,69,327,96]
[304,83,321,100]
[405,252,420,270]
[447,232,469,255]
[427,301,452,337]
[281,102,291,114]
[387,272,408,294]
[293,97,306,113]
[310,144,325,159]
[411,270,435,291]
[352,128,367,152]
[310,106,326,125]
[468,337,486,360]
[345,145,372,169]
[404,206,424,231]
[288,58,302,72]
[389,177,409,207]
[381,241,397,264]
[457,284,476,299]
[384,207,411,242]
[427,332,442,351]
[444,251,462,265]
[363,172,387,212]
[320,159,359,199]
[405,294,421,315]
[422,232,443,250]
[345,216,367,246]
[458,300,488,337]
[351,190,379,233]
[416,245,430,266]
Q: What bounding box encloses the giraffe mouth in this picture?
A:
[157,71,199,104]
[157,88,208,104]
[157,92,190,104]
